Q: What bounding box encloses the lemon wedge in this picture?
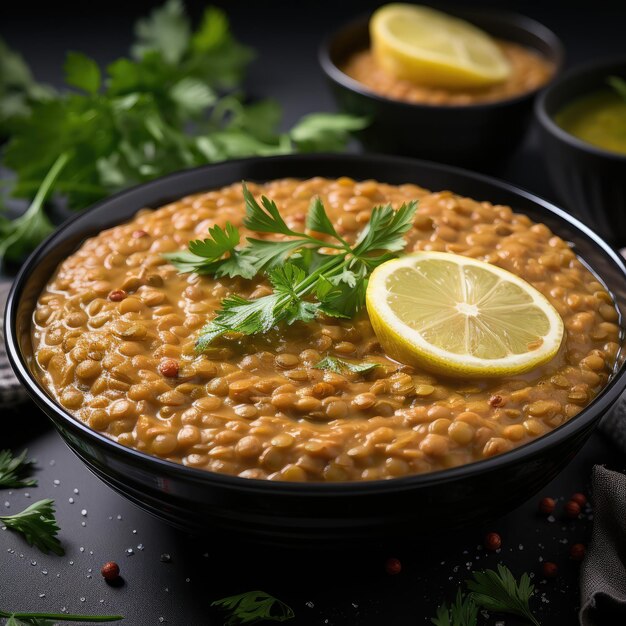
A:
[366,252,564,377]
[370,4,511,89]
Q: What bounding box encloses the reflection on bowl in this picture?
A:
[319,9,564,166]
[6,154,626,544]
[536,58,626,245]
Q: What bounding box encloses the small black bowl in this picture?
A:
[6,154,626,545]
[536,58,626,246]
[319,9,564,167]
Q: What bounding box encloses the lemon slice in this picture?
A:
[370,4,511,89]
[366,252,564,377]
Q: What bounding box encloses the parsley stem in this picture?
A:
[0,611,122,622]
[23,152,71,221]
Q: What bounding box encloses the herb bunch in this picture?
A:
[0,0,366,263]
[165,184,417,351]
[0,449,37,488]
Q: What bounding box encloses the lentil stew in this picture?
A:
[342,41,554,106]
[31,177,620,482]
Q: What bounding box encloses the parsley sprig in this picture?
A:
[165,184,417,350]
[0,449,37,488]
[467,565,540,626]
[211,591,294,625]
[0,611,122,625]
[0,0,367,263]
[432,565,541,626]
[0,499,64,556]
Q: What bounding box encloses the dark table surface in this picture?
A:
[2,1,626,624]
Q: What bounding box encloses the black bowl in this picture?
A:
[6,154,626,545]
[319,9,564,166]
[536,57,626,246]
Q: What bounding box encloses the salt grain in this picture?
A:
[81,509,87,516]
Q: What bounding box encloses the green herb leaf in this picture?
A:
[0,450,37,489]
[608,75,626,103]
[431,589,479,626]
[289,113,369,152]
[305,196,344,242]
[467,565,540,626]
[0,499,64,556]
[132,0,190,65]
[353,201,418,258]
[313,356,380,375]
[64,52,101,95]
[242,183,300,236]
[211,590,294,625]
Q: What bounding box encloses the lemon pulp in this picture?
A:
[366,251,564,377]
[370,4,511,89]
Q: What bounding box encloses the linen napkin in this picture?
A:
[579,465,626,625]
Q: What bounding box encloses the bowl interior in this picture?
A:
[323,7,564,101]
[538,57,626,156]
[8,153,626,490]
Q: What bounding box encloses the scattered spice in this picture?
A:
[538,496,556,515]
[108,289,127,302]
[101,561,120,582]
[570,492,588,508]
[542,562,558,578]
[488,395,504,407]
[570,543,586,561]
[159,359,179,378]
[385,557,402,575]
[564,500,581,519]
[484,532,502,552]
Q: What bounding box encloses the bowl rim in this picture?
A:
[318,7,565,112]
[535,55,626,163]
[6,152,626,496]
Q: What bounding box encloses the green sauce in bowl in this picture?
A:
[555,90,626,155]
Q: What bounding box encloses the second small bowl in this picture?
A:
[319,8,563,167]
[536,58,626,246]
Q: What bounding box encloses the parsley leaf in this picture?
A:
[313,356,380,375]
[467,565,540,626]
[0,499,64,556]
[0,449,37,489]
[211,590,294,625]
[289,113,369,152]
[132,0,191,65]
[64,52,101,95]
[432,590,479,626]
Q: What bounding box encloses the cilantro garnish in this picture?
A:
[164,184,417,350]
